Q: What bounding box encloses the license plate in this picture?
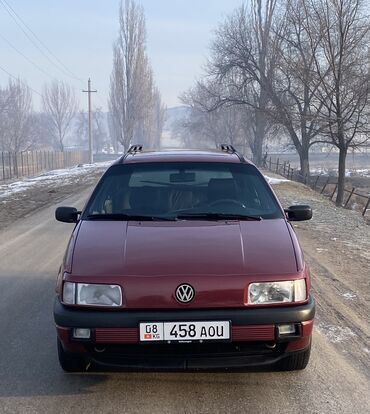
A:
[139,321,230,342]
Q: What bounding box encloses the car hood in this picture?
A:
[68,219,301,309]
[71,219,297,276]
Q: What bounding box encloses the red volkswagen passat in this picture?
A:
[54,145,314,372]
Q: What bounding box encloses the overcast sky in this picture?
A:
[0,0,243,111]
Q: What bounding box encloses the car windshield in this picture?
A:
[83,162,283,220]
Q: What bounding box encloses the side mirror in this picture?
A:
[55,207,80,223]
[285,205,312,221]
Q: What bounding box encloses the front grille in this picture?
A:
[95,328,138,343]
[232,325,274,341]
[94,324,275,344]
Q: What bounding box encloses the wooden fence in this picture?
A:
[266,156,370,217]
[0,150,89,181]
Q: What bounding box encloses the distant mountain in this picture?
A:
[164,105,190,131]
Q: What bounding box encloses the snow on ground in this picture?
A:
[0,162,112,199]
[311,167,370,177]
[316,323,357,344]
[341,292,357,301]
[264,175,290,185]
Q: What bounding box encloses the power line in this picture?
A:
[0,0,83,83]
[0,0,84,83]
[0,35,83,102]
[0,64,42,96]
[0,32,58,81]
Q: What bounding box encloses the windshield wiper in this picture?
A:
[86,214,176,221]
[176,212,262,221]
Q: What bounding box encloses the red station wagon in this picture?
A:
[54,145,314,372]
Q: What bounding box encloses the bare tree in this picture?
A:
[150,87,166,148]
[267,0,329,177]
[75,110,89,148]
[310,0,370,205]
[179,0,370,191]
[42,80,77,151]
[251,0,278,164]
[107,111,121,152]
[205,1,280,165]
[93,108,109,153]
[109,0,147,150]
[0,83,13,151]
[139,85,166,149]
[0,82,12,121]
[132,63,166,148]
[0,79,33,152]
[109,0,167,151]
[204,0,328,175]
[180,81,247,151]
[28,112,55,149]
[75,108,109,153]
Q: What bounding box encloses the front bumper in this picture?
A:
[54,295,315,328]
[54,296,315,371]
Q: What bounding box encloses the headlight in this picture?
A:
[62,282,122,307]
[247,280,306,305]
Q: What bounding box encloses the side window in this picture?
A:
[246,175,276,212]
[88,177,114,214]
[233,169,276,213]
[88,174,130,214]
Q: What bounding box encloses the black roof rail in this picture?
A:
[119,144,143,163]
[219,143,245,163]
[127,144,143,154]
[220,144,235,152]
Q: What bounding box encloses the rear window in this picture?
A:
[83,162,283,219]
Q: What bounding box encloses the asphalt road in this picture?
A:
[0,189,369,414]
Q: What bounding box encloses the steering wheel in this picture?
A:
[208,199,247,209]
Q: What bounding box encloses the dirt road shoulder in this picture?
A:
[0,164,107,231]
[273,179,370,379]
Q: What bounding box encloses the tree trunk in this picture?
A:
[253,109,265,166]
[336,146,347,206]
[298,144,310,179]
[112,139,118,153]
[282,120,310,179]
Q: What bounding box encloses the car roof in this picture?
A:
[113,149,254,165]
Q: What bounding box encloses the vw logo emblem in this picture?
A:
[175,284,195,303]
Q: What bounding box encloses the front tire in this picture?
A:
[278,340,312,371]
[57,338,87,372]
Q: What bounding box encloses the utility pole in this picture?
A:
[83,78,97,164]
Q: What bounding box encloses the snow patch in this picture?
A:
[341,292,357,300]
[317,323,357,343]
[0,161,112,199]
[264,175,290,185]
[310,167,370,177]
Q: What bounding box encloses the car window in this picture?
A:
[83,162,283,219]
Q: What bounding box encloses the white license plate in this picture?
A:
[139,321,230,342]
